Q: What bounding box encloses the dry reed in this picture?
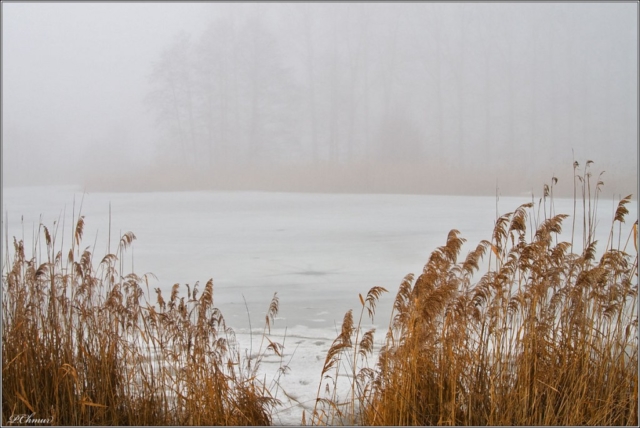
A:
[2,210,285,425]
[310,162,637,426]
[3,161,637,426]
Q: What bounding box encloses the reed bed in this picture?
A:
[2,209,286,425]
[311,163,638,426]
[2,161,637,425]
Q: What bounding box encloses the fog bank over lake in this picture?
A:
[2,3,637,198]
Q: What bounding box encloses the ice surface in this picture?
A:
[2,185,636,425]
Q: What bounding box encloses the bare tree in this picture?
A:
[147,31,197,166]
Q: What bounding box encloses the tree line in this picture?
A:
[145,3,632,181]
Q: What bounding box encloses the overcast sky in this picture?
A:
[2,2,638,196]
[3,3,213,182]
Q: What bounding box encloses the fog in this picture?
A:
[2,3,638,198]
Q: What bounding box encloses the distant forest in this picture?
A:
[148,5,632,165]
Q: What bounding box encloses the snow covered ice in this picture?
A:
[3,185,636,425]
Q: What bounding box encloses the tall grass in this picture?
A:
[2,211,285,425]
[2,162,637,425]
[312,164,638,426]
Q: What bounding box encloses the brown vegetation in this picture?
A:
[81,158,637,199]
[311,164,638,426]
[3,162,637,425]
[2,211,285,425]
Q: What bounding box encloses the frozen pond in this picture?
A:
[2,185,636,424]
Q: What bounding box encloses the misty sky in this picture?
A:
[2,2,638,196]
[3,3,213,184]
